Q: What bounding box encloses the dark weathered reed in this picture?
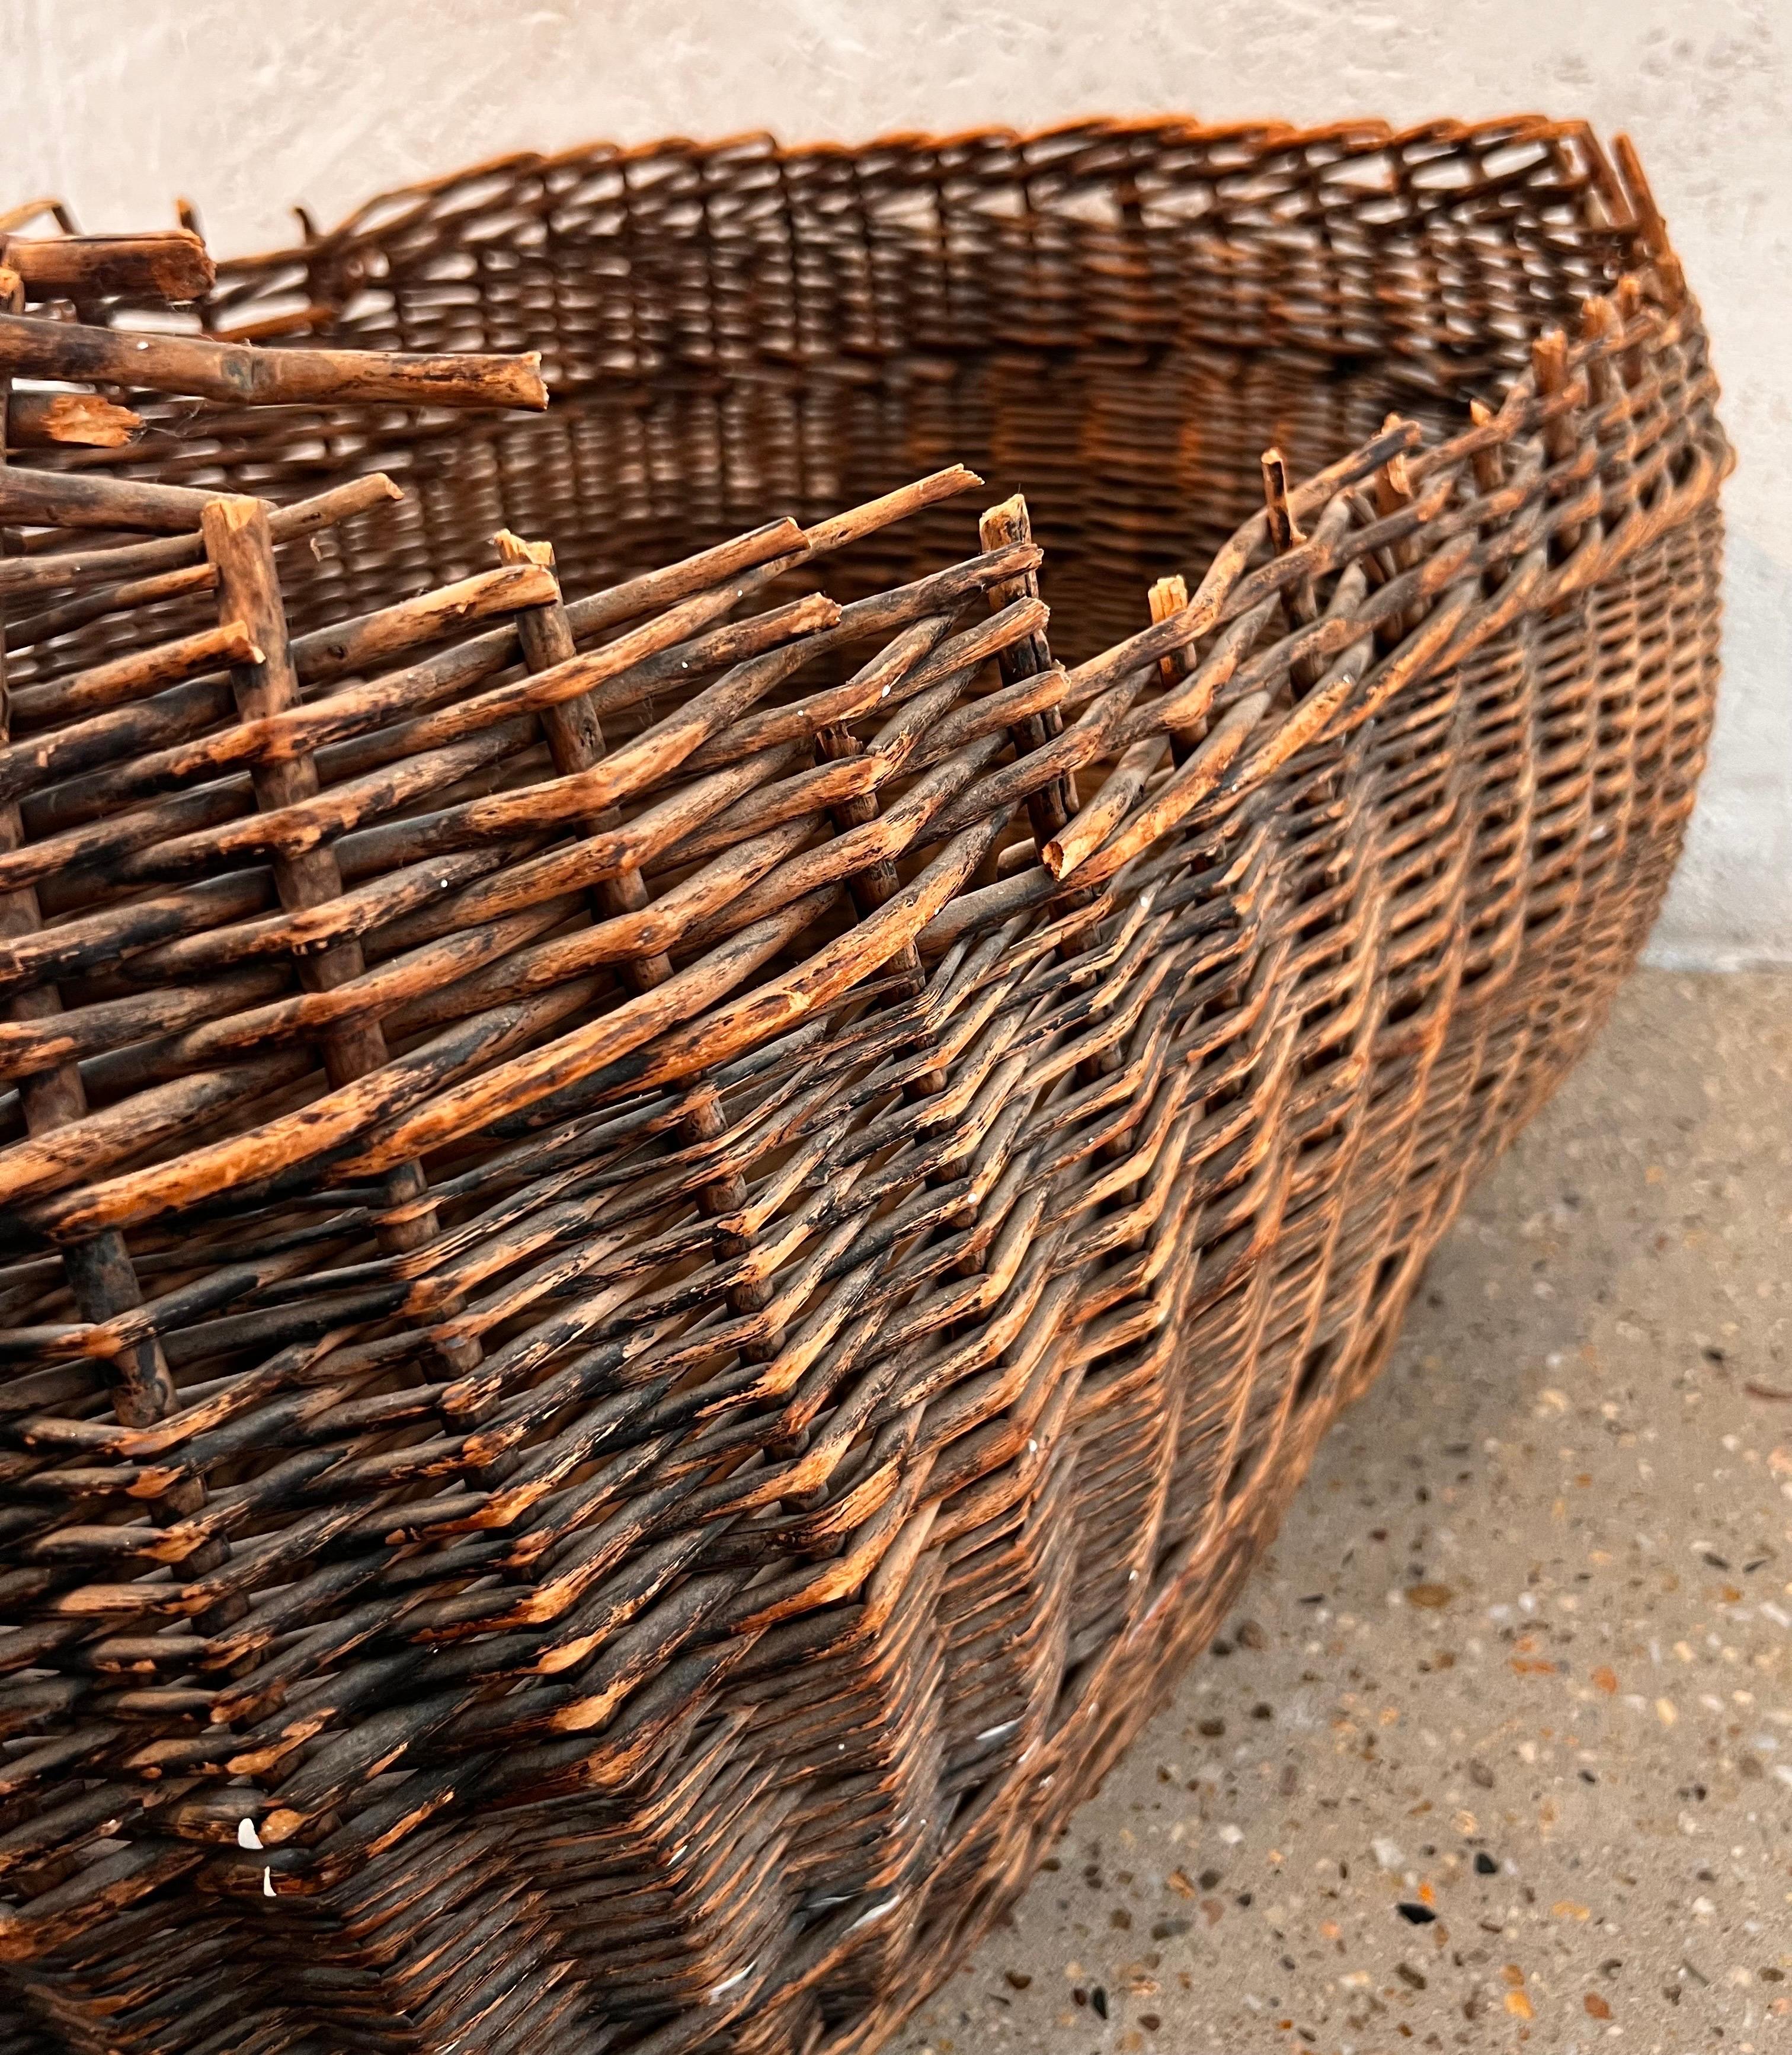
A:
[0,114,1727,2055]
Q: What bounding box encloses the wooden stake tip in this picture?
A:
[493,529,555,571]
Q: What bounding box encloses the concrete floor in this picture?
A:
[891,970,1792,2055]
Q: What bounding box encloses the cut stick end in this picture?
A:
[1579,292,1618,341]
[798,468,983,559]
[6,389,143,449]
[1148,573,1189,626]
[1531,328,1569,389]
[154,228,217,300]
[1375,444,1415,510]
[218,624,267,667]
[978,491,1031,551]
[1377,412,1427,458]
[2,229,216,303]
[467,351,550,409]
[1040,837,1073,881]
[200,494,270,543]
[445,357,550,411]
[81,422,142,452]
[493,528,555,572]
[1260,447,1304,550]
[517,352,551,411]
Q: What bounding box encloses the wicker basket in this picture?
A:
[0,115,1727,2053]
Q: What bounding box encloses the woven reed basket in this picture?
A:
[0,114,1728,2051]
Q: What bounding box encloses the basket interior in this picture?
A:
[15,116,1636,687]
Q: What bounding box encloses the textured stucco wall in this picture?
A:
[5,0,1787,962]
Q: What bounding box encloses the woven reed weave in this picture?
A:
[0,115,1727,2054]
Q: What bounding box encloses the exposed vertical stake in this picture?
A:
[203,498,467,1350]
[978,493,1075,850]
[1529,330,1585,562]
[492,532,772,1329]
[1147,574,1207,766]
[1372,416,1423,646]
[1260,447,1323,694]
[0,260,184,1444]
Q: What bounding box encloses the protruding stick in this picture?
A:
[0,309,548,412]
[202,495,448,1271]
[0,463,223,533]
[0,199,77,238]
[1042,735,1166,880]
[1531,327,1570,400]
[492,531,644,863]
[2,231,214,303]
[292,559,559,687]
[1261,446,1323,692]
[1260,446,1305,556]
[1611,132,1685,307]
[491,527,755,1231]
[1147,573,1207,764]
[0,471,404,607]
[978,493,1075,844]
[1531,329,1585,560]
[1147,574,1188,644]
[1578,293,1621,406]
[1372,417,1423,648]
[5,389,142,450]
[1612,274,1649,390]
[1373,439,1416,517]
[1466,398,1506,497]
[0,315,178,1432]
[801,466,983,559]
[0,620,261,761]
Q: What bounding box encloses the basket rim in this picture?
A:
[210,110,1644,276]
